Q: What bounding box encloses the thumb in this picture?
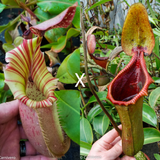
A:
[105,140,123,160]
[0,100,19,123]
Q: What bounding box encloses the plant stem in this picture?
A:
[26,0,38,6]
[149,56,154,76]
[96,39,103,48]
[80,91,88,118]
[153,52,160,61]
[115,59,123,75]
[123,0,130,7]
[90,68,98,88]
[80,9,122,137]
[80,90,86,106]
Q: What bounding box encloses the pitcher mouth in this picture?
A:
[107,50,153,106]
[4,37,58,108]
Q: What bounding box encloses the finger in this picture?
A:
[121,155,136,160]
[21,155,58,160]
[92,141,113,152]
[110,136,121,146]
[104,140,123,160]
[0,99,19,123]
[19,126,28,139]
[26,141,38,156]
[97,125,122,148]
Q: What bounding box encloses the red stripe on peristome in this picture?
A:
[27,100,32,108]
[45,99,52,106]
[41,100,45,108]
[21,97,29,104]
[48,96,57,103]
[20,96,29,105]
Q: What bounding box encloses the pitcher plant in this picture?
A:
[107,3,155,156]
[4,2,78,157]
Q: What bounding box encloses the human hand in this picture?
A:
[86,126,136,160]
[0,100,57,160]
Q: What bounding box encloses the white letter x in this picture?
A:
[75,73,85,87]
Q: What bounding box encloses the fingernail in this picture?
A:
[118,140,122,146]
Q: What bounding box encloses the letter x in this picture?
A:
[75,73,85,87]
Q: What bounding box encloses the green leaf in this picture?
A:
[80,141,92,156]
[41,28,80,53]
[147,0,157,25]
[86,0,111,11]
[4,23,17,44]
[34,8,68,42]
[56,48,80,83]
[0,24,10,34]
[34,7,52,21]
[84,91,112,108]
[72,6,80,29]
[153,28,160,37]
[154,154,160,160]
[2,43,14,52]
[144,128,160,145]
[37,0,80,28]
[0,73,5,91]
[153,35,160,69]
[1,0,25,6]
[152,77,160,83]
[142,103,157,127]
[0,3,6,13]
[149,15,156,26]
[14,37,23,47]
[106,44,115,50]
[80,117,93,144]
[110,64,117,74]
[46,28,69,43]
[149,83,156,89]
[54,90,80,145]
[87,104,103,122]
[37,0,76,14]
[88,91,107,103]
[4,29,13,44]
[0,89,13,103]
[93,111,111,136]
[149,87,160,108]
